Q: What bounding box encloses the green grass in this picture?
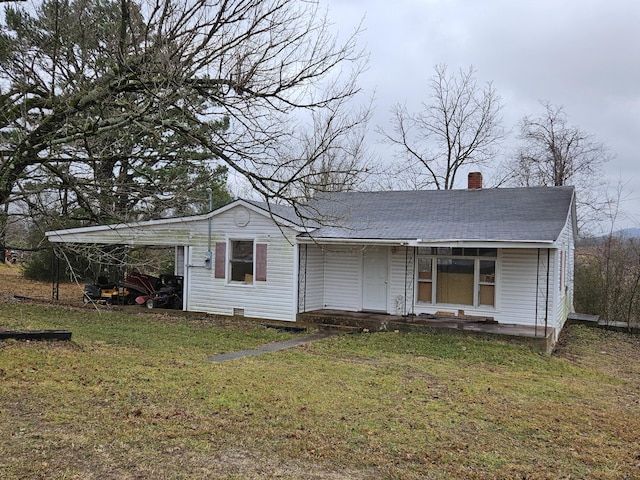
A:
[1,303,639,479]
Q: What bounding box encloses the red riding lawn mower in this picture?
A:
[122,271,183,309]
[83,272,183,310]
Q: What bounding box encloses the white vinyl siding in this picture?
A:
[554,209,576,334]
[322,246,361,311]
[500,248,564,335]
[187,206,298,322]
[500,249,548,327]
[298,244,325,312]
[304,245,406,315]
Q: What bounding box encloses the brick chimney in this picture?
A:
[468,172,483,190]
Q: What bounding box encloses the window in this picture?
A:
[230,240,254,282]
[416,248,497,307]
[214,240,268,283]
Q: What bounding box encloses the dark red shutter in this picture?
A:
[214,242,226,279]
[255,243,267,281]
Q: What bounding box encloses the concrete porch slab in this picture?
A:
[298,309,555,353]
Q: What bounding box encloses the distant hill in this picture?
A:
[616,228,640,239]
[577,227,640,246]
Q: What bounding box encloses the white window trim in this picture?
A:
[227,238,256,286]
[416,250,498,309]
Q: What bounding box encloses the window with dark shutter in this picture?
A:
[230,240,254,283]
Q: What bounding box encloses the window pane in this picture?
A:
[418,257,432,279]
[418,282,432,302]
[232,241,253,262]
[479,248,497,257]
[479,260,495,284]
[479,285,495,306]
[436,258,474,305]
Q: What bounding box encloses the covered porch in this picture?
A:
[297,309,556,353]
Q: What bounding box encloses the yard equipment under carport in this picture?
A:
[122,272,183,310]
[83,277,141,305]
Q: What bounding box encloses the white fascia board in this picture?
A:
[415,239,556,249]
[296,237,557,249]
[296,237,414,246]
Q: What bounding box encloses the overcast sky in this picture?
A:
[325,0,640,230]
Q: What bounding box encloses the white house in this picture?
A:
[46,173,577,343]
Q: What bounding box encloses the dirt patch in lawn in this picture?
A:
[0,263,84,305]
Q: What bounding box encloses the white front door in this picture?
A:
[362,247,388,312]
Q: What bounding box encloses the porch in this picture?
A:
[297,309,556,353]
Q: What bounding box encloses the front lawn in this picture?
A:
[1,302,639,479]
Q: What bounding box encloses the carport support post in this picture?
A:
[51,248,60,301]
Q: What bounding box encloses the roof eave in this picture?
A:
[45,213,210,241]
[45,198,309,242]
[296,237,557,248]
[297,237,414,246]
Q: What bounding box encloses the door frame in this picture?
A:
[361,246,389,312]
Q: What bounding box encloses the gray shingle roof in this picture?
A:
[248,186,575,243]
[243,200,315,227]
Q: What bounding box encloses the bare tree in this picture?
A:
[508,101,610,187]
[505,101,612,231]
[576,234,640,329]
[378,64,503,190]
[275,97,376,201]
[0,0,369,232]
